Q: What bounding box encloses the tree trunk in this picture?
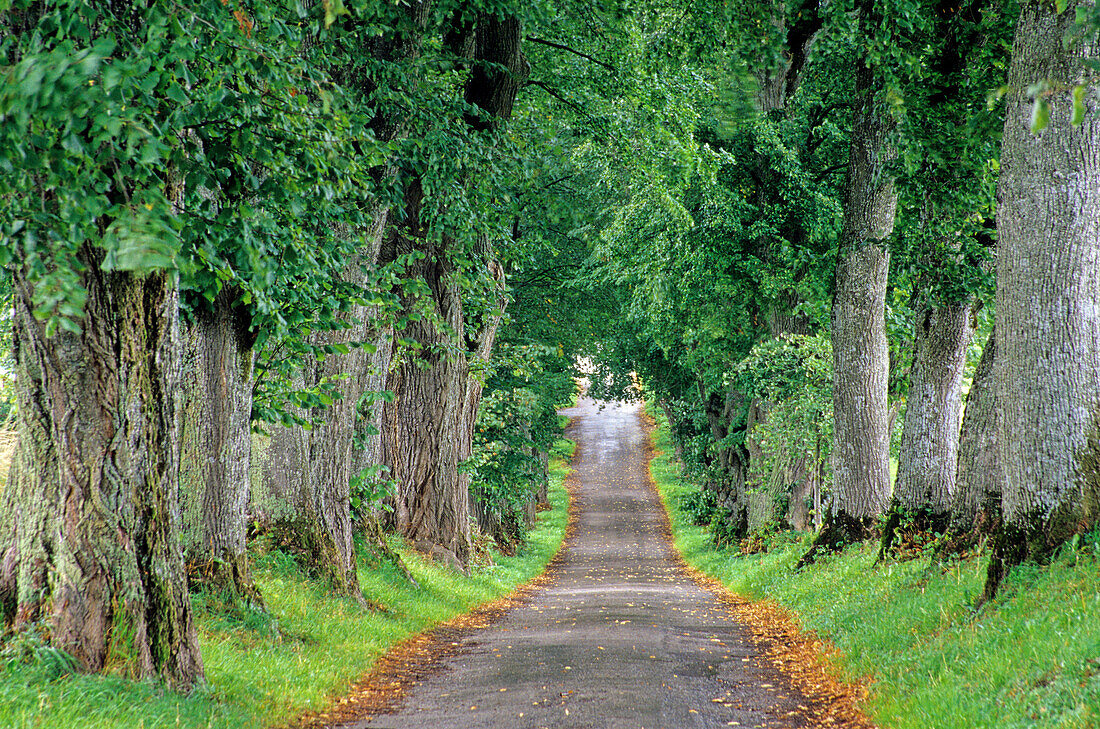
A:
[260,222,389,602]
[880,292,973,558]
[701,385,750,545]
[742,3,823,535]
[458,239,509,545]
[801,8,896,564]
[936,325,1001,558]
[178,288,262,606]
[381,198,474,568]
[0,247,203,689]
[382,13,525,569]
[985,2,1100,598]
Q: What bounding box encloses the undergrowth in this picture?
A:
[0,438,573,729]
[650,414,1100,729]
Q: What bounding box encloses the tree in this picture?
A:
[879,0,1008,559]
[250,1,428,597]
[984,1,1100,598]
[801,0,896,563]
[0,248,203,688]
[0,2,224,686]
[936,325,1002,558]
[178,289,261,604]
[381,9,528,568]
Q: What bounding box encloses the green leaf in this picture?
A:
[1031,97,1051,132]
[1072,84,1087,126]
[166,84,189,105]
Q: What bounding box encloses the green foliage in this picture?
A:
[1,625,80,681]
[680,487,719,527]
[349,464,396,521]
[736,333,833,497]
[467,344,572,539]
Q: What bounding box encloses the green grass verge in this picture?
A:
[649,415,1100,729]
[0,438,574,729]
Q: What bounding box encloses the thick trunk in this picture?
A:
[881,293,973,557]
[801,10,896,564]
[262,304,374,599]
[824,66,895,524]
[937,325,1001,557]
[259,217,390,601]
[0,247,202,689]
[752,0,822,115]
[382,13,524,568]
[381,224,473,568]
[986,2,1100,597]
[178,288,262,604]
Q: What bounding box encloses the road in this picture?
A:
[341,398,811,729]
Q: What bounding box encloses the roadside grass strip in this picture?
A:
[648,412,1100,729]
[0,440,574,729]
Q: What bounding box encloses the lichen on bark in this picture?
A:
[0,246,203,689]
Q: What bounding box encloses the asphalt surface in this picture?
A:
[343,398,810,729]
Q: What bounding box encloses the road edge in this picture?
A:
[640,407,877,729]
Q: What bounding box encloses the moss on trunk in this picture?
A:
[0,247,203,689]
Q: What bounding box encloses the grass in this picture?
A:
[649,415,1100,729]
[0,438,574,729]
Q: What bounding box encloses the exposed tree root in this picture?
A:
[876,505,950,564]
[796,511,877,569]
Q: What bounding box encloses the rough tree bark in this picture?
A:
[701,385,750,545]
[936,325,1001,558]
[382,13,525,569]
[984,1,1100,599]
[879,0,997,560]
[381,184,475,567]
[254,4,430,595]
[879,290,973,558]
[178,288,263,605]
[0,247,203,689]
[260,225,389,602]
[800,3,896,565]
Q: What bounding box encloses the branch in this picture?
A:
[516,173,577,198]
[526,36,617,73]
[814,163,847,181]
[526,80,604,130]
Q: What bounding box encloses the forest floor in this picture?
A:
[311,398,871,729]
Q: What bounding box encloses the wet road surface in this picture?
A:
[341,398,810,729]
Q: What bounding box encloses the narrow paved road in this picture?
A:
[345,399,810,729]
